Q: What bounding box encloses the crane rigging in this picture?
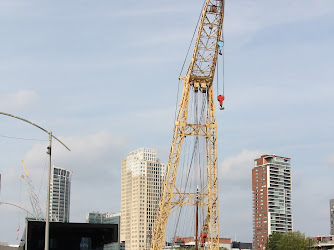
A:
[151,0,225,249]
[21,160,44,220]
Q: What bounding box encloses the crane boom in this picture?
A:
[181,0,224,87]
[21,161,44,220]
[151,1,224,249]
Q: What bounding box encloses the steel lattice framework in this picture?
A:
[21,161,44,220]
[151,1,225,249]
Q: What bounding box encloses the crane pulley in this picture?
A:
[217,38,225,110]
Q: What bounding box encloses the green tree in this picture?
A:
[266,231,314,250]
[266,231,283,250]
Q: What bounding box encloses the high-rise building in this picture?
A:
[86,211,107,224]
[252,155,292,250]
[50,166,72,222]
[120,148,165,250]
[330,199,334,235]
[86,211,125,250]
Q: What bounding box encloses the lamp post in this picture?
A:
[0,112,70,250]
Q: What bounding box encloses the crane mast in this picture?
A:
[151,1,224,249]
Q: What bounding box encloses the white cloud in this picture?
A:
[219,187,253,241]
[0,1,27,11]
[325,154,334,166]
[113,6,190,18]
[226,0,334,33]
[225,0,334,48]
[0,130,127,233]
[218,149,265,241]
[23,130,127,184]
[128,31,190,47]
[292,176,333,237]
[227,82,334,112]
[0,90,38,110]
[220,149,265,184]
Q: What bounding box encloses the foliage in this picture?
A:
[266,231,314,250]
[266,231,283,250]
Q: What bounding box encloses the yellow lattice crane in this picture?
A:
[21,160,44,220]
[151,0,225,249]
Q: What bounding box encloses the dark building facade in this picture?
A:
[25,220,117,250]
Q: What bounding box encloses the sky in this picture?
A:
[0,0,334,245]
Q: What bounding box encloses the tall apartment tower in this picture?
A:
[50,166,72,222]
[252,155,292,250]
[120,148,165,250]
[330,199,334,235]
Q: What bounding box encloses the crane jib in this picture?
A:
[187,0,224,82]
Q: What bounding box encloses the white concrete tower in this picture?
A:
[120,148,165,250]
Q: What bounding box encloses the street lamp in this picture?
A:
[0,112,70,250]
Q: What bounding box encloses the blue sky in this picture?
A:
[0,0,334,245]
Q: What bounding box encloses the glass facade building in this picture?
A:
[86,211,124,250]
[50,166,72,222]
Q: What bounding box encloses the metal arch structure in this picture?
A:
[0,201,35,250]
[0,201,35,218]
[151,1,224,249]
[0,111,70,250]
[0,112,70,151]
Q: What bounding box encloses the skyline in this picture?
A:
[1,0,334,245]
